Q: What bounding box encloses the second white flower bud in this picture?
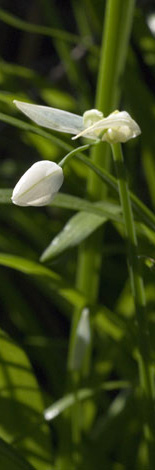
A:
[12,160,64,207]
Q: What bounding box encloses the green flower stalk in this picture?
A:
[111,142,155,466]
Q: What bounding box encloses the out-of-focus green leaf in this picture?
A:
[93,306,125,341]
[0,189,122,224]
[52,193,122,218]
[0,253,61,280]
[0,189,12,203]
[0,437,35,470]
[0,329,52,468]
[0,253,87,309]
[137,223,155,247]
[0,8,80,45]
[0,61,55,96]
[44,381,129,421]
[41,211,107,262]
[0,60,37,81]
[41,88,76,111]
[25,133,60,160]
[0,112,72,152]
[0,92,27,107]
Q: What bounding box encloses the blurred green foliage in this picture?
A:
[0,1,155,469]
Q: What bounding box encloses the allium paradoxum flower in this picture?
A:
[12,101,141,207]
[73,109,141,143]
[12,160,64,206]
[13,100,141,144]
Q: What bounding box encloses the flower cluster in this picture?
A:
[12,101,141,207]
[73,109,141,143]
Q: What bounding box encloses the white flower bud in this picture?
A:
[83,109,103,129]
[11,160,64,207]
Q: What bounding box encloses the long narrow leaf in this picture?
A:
[0,112,72,152]
[0,8,80,45]
[0,328,52,469]
[41,211,107,262]
[0,253,87,309]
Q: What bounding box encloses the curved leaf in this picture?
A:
[0,8,79,44]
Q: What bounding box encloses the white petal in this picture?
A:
[12,160,64,207]
[83,109,103,128]
[72,111,141,142]
[14,100,83,134]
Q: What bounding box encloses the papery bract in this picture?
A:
[12,160,64,207]
[13,100,83,135]
[14,100,141,144]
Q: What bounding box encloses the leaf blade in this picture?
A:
[41,211,107,262]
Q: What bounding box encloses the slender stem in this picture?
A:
[75,153,155,232]
[59,143,95,168]
[112,142,155,467]
[88,0,136,197]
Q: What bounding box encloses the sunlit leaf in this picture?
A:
[0,329,52,468]
[41,211,107,262]
[0,437,35,470]
[0,253,87,309]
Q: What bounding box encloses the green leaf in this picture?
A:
[0,8,80,45]
[52,193,122,219]
[93,305,125,341]
[0,112,72,153]
[0,253,60,280]
[0,329,52,469]
[0,253,87,309]
[0,189,12,204]
[0,189,122,224]
[44,381,129,421]
[41,88,76,111]
[41,211,107,262]
[0,437,35,470]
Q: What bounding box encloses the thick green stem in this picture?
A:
[68,0,136,367]
[67,0,136,459]
[76,0,136,304]
[112,142,155,467]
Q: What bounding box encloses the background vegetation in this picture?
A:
[0,0,155,469]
